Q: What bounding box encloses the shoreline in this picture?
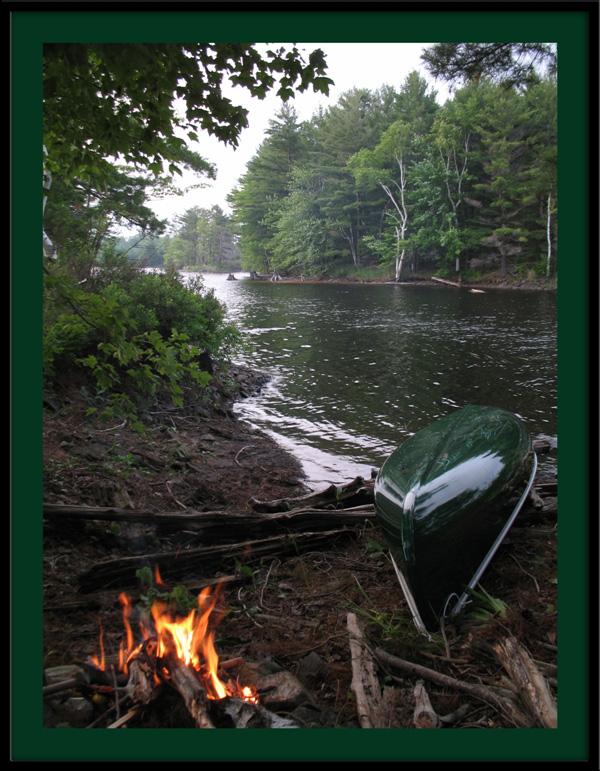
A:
[225,272,556,292]
[42,358,558,730]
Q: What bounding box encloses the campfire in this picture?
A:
[89,567,264,728]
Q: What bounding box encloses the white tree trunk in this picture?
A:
[546,193,552,277]
[382,154,408,282]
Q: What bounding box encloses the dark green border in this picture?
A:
[12,5,593,762]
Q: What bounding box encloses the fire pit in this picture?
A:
[44,567,309,728]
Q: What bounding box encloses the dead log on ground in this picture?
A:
[79,529,354,592]
[44,501,377,540]
[348,612,382,728]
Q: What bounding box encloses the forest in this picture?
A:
[228,70,557,282]
[44,43,557,285]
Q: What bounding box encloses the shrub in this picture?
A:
[43,267,241,415]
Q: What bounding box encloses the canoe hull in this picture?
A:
[374,405,536,632]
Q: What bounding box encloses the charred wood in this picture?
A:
[207,697,299,728]
[159,652,215,729]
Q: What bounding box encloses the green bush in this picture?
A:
[43,267,241,415]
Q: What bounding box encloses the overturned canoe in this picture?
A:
[374,405,537,633]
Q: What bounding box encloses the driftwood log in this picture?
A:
[493,637,557,728]
[44,501,377,538]
[347,613,399,728]
[249,475,375,513]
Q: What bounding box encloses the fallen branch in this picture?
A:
[374,647,533,728]
[249,475,375,513]
[107,706,141,729]
[347,613,382,728]
[493,637,557,728]
[346,613,401,728]
[413,680,441,728]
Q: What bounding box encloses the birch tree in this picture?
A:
[348,120,414,280]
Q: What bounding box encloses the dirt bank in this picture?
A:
[42,362,558,731]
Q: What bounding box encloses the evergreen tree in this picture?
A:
[229,104,309,271]
[421,43,556,89]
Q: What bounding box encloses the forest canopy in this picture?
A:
[227,60,557,282]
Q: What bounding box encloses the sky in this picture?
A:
[143,42,452,229]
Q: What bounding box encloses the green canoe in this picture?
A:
[374,405,537,633]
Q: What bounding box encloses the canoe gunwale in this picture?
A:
[448,449,538,621]
[389,553,430,637]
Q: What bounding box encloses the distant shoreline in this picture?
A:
[228,273,557,292]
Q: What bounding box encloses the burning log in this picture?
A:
[87,580,264,729]
[159,651,215,728]
[125,644,160,706]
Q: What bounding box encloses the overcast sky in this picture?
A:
[144,42,452,229]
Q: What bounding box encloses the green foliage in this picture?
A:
[464,585,508,625]
[135,567,198,615]
[44,169,168,277]
[163,206,240,271]
[44,43,333,183]
[421,43,556,89]
[43,267,241,415]
[351,577,438,646]
[230,72,556,280]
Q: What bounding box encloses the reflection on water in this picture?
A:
[195,272,557,488]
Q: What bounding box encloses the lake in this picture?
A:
[197,273,557,489]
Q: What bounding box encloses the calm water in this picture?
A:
[197,273,557,489]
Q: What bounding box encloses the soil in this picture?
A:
[42,361,558,730]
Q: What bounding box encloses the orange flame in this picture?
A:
[92,575,257,703]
